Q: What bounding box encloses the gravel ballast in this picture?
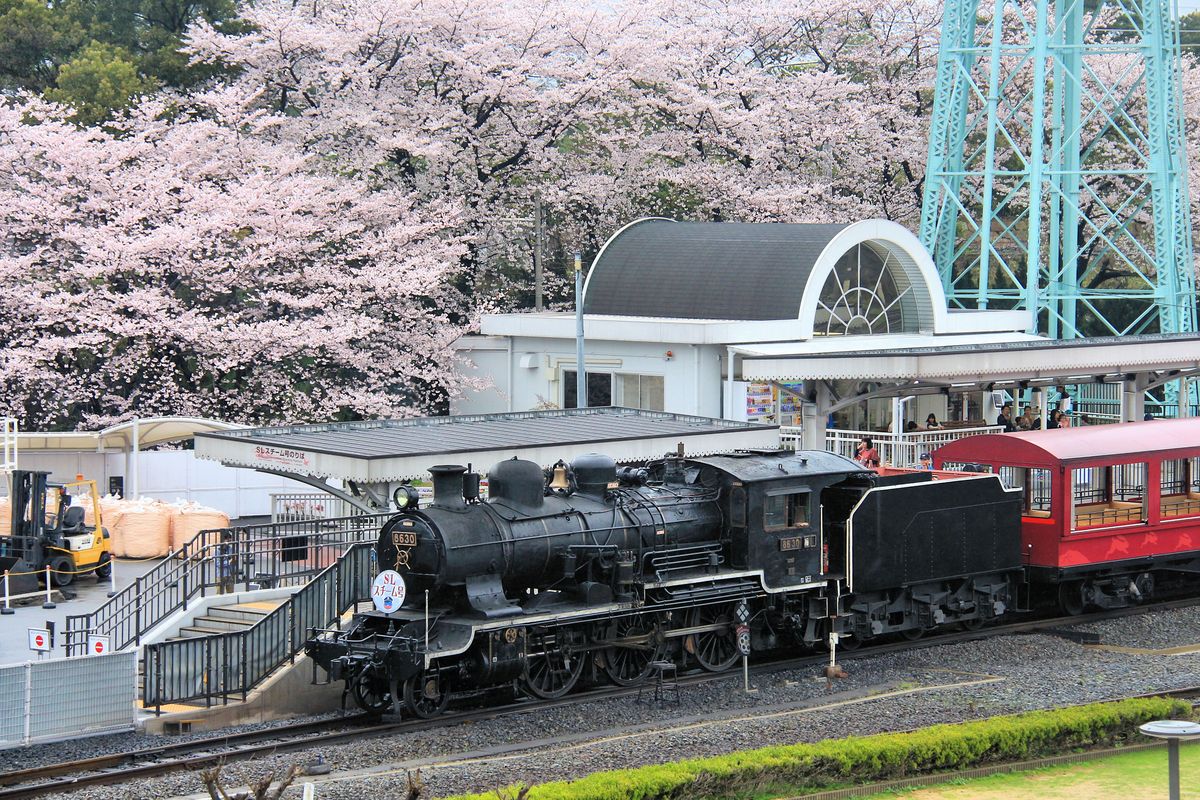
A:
[14,604,1200,800]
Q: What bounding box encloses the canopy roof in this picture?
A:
[739,332,1200,385]
[15,417,244,453]
[195,407,780,483]
[935,418,1200,467]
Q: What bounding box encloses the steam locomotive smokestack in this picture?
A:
[428,464,467,509]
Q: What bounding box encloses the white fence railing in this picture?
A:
[270,492,365,523]
[1,417,16,473]
[780,425,1003,467]
[0,651,136,749]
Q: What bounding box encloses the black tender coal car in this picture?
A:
[306,449,1022,717]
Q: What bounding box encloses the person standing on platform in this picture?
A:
[856,437,881,468]
[218,531,237,594]
[918,452,933,470]
[925,413,942,430]
[996,403,1016,432]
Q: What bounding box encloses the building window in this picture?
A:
[764,492,810,530]
[563,371,612,408]
[564,371,664,411]
[614,373,665,411]
[813,243,918,336]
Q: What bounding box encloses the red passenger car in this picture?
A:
[935,419,1200,613]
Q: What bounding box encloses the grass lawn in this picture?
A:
[859,742,1200,799]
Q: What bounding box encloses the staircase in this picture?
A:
[175,600,286,639]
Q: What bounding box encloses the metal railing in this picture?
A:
[64,513,392,656]
[141,542,374,710]
[1,417,16,472]
[779,425,1003,468]
[270,492,365,524]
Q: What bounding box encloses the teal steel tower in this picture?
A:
[919,0,1195,338]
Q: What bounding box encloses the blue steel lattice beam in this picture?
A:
[919,0,1197,338]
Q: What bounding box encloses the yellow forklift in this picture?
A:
[0,470,112,593]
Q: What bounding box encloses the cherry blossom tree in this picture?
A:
[2,0,1197,430]
[0,95,469,428]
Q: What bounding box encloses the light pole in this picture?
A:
[1139,719,1200,800]
[574,252,586,408]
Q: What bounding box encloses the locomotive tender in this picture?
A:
[306,448,1024,717]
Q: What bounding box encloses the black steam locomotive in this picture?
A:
[306,450,1022,717]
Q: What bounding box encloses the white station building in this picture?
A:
[453,218,1200,449]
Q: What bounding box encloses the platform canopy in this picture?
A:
[194,407,780,484]
[15,416,245,453]
[738,333,1200,389]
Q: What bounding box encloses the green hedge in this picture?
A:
[445,696,1192,800]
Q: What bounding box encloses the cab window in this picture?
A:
[764,492,810,530]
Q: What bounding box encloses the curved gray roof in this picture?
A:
[583,220,849,320]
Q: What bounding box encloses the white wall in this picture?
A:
[453,337,512,414]
[11,450,313,520]
[452,337,726,418]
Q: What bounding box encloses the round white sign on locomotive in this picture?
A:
[372,570,407,614]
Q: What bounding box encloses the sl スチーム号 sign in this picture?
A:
[372,570,407,613]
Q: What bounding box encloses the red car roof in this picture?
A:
[935,418,1200,466]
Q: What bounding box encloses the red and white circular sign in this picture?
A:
[371,570,407,613]
[27,629,51,652]
[87,634,111,656]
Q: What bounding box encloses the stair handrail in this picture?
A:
[141,541,375,709]
[65,513,391,655]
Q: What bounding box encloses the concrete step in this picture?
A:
[178,625,227,638]
[207,601,284,623]
[192,614,257,632]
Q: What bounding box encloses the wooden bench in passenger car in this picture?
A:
[1073,501,1143,528]
[1161,494,1200,518]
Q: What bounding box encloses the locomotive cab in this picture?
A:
[692,450,869,590]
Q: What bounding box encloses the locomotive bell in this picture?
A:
[548,463,571,490]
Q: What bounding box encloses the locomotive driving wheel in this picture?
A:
[685,603,740,672]
[600,616,663,686]
[403,671,450,718]
[349,673,392,715]
[523,626,586,699]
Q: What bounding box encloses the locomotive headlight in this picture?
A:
[393,484,420,510]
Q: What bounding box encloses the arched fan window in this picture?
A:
[813,244,918,336]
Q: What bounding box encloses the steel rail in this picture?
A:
[4,596,1200,799]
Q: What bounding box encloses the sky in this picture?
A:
[1182,0,1200,14]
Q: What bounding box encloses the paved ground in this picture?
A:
[0,557,162,664]
[0,515,268,665]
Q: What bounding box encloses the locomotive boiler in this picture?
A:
[306,448,1024,718]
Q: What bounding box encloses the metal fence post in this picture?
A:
[241,632,248,702]
[23,663,32,746]
[204,639,212,709]
[134,576,142,646]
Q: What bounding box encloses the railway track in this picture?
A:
[4,596,1200,800]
